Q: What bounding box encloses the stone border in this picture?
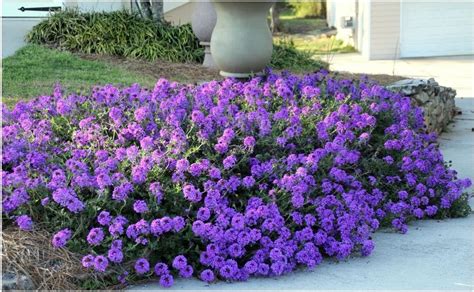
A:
[387,78,457,134]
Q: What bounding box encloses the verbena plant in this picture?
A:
[2,71,470,289]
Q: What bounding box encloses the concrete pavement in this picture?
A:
[129,100,474,291]
[329,53,474,97]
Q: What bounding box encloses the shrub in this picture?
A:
[289,0,327,18]
[2,71,470,288]
[27,10,203,63]
[272,39,328,72]
[26,10,326,73]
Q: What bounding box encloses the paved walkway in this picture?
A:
[329,53,474,97]
[130,101,474,291]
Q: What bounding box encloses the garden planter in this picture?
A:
[191,0,217,68]
[211,0,274,77]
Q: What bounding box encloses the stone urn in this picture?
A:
[191,0,217,68]
[211,0,275,78]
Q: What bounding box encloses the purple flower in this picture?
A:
[197,207,211,221]
[231,214,245,230]
[172,255,188,270]
[15,215,33,230]
[87,227,105,246]
[244,260,258,274]
[242,176,256,188]
[94,255,108,272]
[159,274,174,288]
[133,200,148,213]
[109,107,122,125]
[243,136,256,149]
[97,210,112,226]
[219,264,236,279]
[81,254,95,268]
[173,216,186,232]
[149,182,163,202]
[183,184,202,202]
[200,269,215,282]
[134,107,150,122]
[223,155,237,169]
[135,258,150,275]
[117,271,129,285]
[52,228,72,248]
[107,248,123,263]
[3,71,471,289]
[179,265,194,278]
[154,263,169,276]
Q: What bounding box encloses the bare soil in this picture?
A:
[77,53,408,87]
[78,53,222,84]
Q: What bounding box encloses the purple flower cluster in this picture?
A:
[2,71,471,288]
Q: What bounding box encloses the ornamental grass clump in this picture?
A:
[2,70,471,288]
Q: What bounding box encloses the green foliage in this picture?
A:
[288,0,327,18]
[437,192,472,218]
[27,9,203,63]
[271,38,328,73]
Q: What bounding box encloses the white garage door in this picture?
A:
[400,1,474,58]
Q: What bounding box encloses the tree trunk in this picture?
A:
[139,0,153,19]
[151,0,164,21]
[270,3,281,33]
[137,0,163,21]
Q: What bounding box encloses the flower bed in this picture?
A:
[2,70,471,289]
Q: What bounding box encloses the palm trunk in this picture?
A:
[270,3,281,33]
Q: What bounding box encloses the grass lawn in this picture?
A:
[279,13,328,34]
[274,35,356,55]
[276,10,356,55]
[2,45,157,107]
[2,44,403,108]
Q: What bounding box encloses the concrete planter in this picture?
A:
[191,0,217,68]
[211,0,274,78]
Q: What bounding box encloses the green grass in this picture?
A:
[279,10,327,34]
[274,35,356,55]
[2,45,156,107]
[275,10,356,55]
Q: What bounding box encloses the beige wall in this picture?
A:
[369,1,400,60]
[355,0,371,58]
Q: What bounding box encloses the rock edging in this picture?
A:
[387,78,457,134]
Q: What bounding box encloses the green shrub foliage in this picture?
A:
[272,39,328,72]
[27,10,204,63]
[27,10,327,73]
[289,0,327,18]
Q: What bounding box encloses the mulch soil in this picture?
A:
[77,53,408,86]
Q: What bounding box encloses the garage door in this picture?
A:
[400,1,474,58]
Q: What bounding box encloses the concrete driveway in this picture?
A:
[329,53,474,97]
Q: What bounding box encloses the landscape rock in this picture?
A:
[387,78,457,134]
[2,271,35,290]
